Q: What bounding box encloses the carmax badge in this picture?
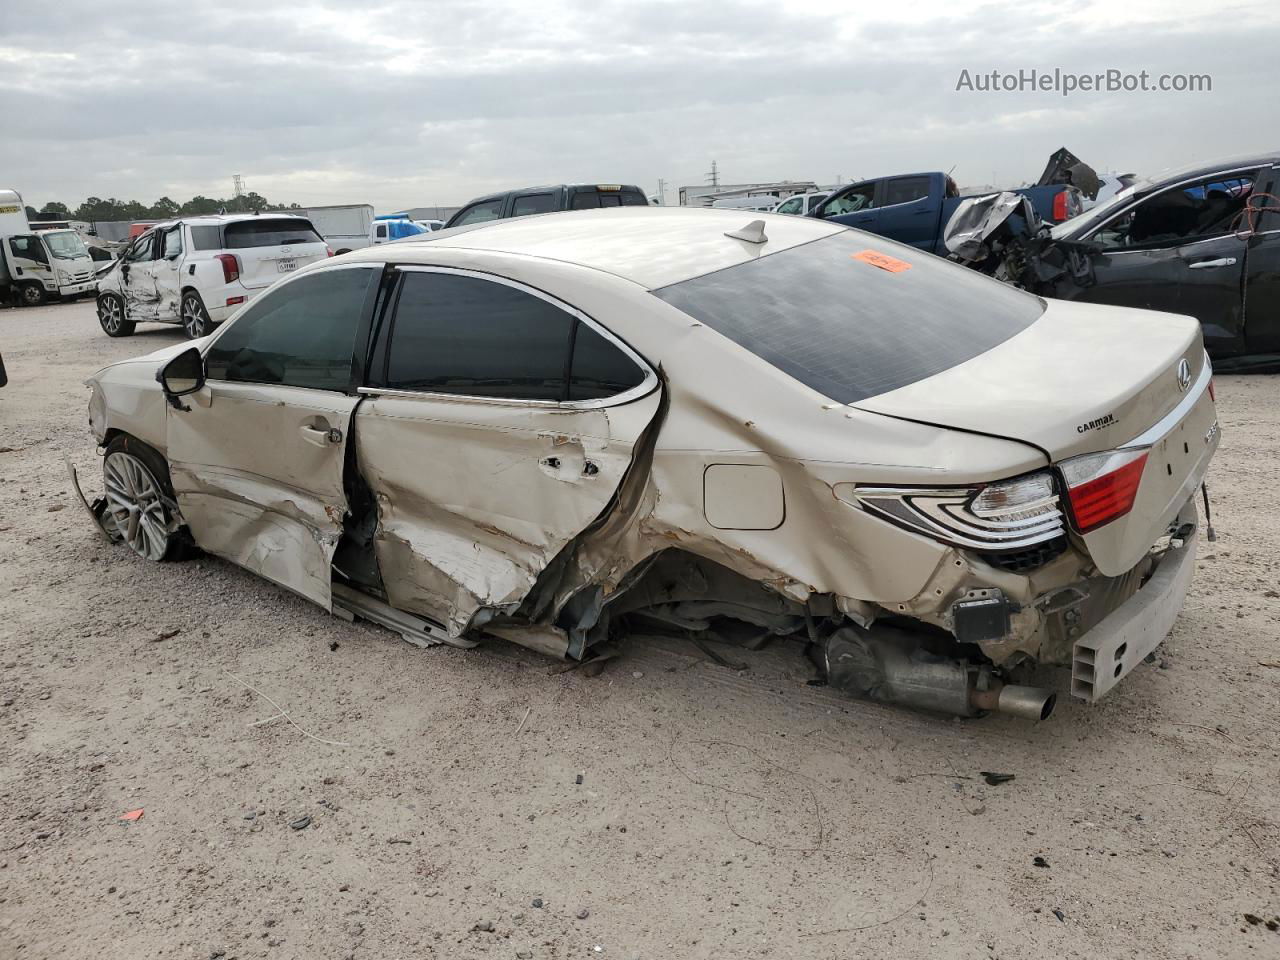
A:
[1176,358,1192,392]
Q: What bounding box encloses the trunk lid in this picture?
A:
[223,218,329,290]
[855,298,1219,575]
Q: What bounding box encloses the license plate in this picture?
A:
[277,258,297,273]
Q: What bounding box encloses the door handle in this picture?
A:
[1188,257,1237,269]
[300,424,342,447]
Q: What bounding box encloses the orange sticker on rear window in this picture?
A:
[852,249,911,272]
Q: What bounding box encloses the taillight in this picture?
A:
[1059,449,1149,533]
[215,253,240,284]
[326,246,334,257]
[1052,190,1069,222]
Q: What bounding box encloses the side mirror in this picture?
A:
[157,347,205,408]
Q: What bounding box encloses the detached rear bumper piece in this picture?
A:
[1071,500,1198,702]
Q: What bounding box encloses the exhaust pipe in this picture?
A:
[821,626,1055,721]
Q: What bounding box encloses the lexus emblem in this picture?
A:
[281,245,292,254]
[1176,358,1191,392]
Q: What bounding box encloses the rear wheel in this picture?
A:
[97,293,134,337]
[180,290,213,339]
[20,282,46,307]
[101,436,194,561]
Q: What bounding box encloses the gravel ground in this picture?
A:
[1,299,1278,960]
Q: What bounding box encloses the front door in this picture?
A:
[165,264,381,609]
[355,266,661,638]
[815,180,880,232]
[1054,169,1259,357]
[120,231,163,320]
[5,234,54,292]
[874,176,935,250]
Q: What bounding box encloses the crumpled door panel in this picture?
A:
[355,391,661,637]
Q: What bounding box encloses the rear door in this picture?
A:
[874,175,936,250]
[511,191,557,217]
[814,180,880,232]
[355,266,661,638]
[223,217,329,290]
[1242,163,1280,354]
[166,264,381,609]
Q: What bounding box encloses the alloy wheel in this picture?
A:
[102,452,171,561]
[182,296,207,338]
[99,297,123,334]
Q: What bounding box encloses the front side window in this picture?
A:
[883,176,930,207]
[822,183,876,217]
[453,199,505,226]
[161,227,183,260]
[1092,173,1257,250]
[653,230,1044,405]
[9,235,48,264]
[375,223,387,239]
[512,193,556,217]
[775,197,803,215]
[205,267,376,391]
[379,271,648,403]
[126,234,156,262]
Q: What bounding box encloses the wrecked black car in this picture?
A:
[946,151,1280,371]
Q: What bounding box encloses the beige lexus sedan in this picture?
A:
[75,208,1220,720]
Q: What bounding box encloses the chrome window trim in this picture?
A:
[366,264,659,411]
[1120,353,1213,450]
[1080,164,1262,248]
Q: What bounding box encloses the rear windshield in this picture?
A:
[223,218,324,249]
[652,230,1044,404]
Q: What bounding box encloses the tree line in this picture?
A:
[24,192,301,223]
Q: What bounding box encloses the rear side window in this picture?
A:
[383,272,573,401]
[620,191,647,206]
[189,225,222,250]
[206,267,376,391]
[222,218,324,249]
[378,271,649,403]
[885,177,930,206]
[652,230,1044,404]
[513,193,556,216]
[571,192,600,210]
[452,199,505,226]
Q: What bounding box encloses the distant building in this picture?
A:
[679,180,818,208]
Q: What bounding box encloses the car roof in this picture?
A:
[340,207,846,290]
[460,184,644,204]
[145,213,314,231]
[1137,150,1280,189]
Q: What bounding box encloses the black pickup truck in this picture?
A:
[446,184,648,228]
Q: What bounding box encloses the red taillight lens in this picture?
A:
[1060,449,1149,533]
[1052,190,1069,222]
[326,246,334,257]
[215,253,240,284]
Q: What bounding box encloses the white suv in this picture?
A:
[95,214,330,339]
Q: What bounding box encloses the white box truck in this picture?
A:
[1,189,99,306]
[290,203,375,254]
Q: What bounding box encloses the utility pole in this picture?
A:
[705,160,719,188]
[232,174,245,199]
[656,178,667,205]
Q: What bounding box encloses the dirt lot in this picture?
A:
[1,299,1278,960]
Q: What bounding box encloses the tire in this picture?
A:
[19,282,46,307]
[97,293,135,337]
[101,435,196,562]
[180,290,213,339]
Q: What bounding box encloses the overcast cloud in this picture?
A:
[0,0,1274,211]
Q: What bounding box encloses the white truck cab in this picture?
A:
[94,213,330,338]
[1,190,98,306]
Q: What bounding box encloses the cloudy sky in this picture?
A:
[0,0,1273,212]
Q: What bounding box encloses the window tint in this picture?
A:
[1092,173,1257,250]
[161,227,182,259]
[806,194,828,212]
[189,225,221,250]
[383,272,573,401]
[599,194,622,207]
[884,176,930,206]
[375,223,387,239]
[222,218,324,249]
[568,322,646,401]
[126,234,156,262]
[453,199,505,225]
[570,192,600,210]
[8,235,47,263]
[512,193,556,216]
[652,230,1043,405]
[206,267,375,391]
[620,191,647,206]
[822,183,876,216]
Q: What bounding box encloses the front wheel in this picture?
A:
[101,436,193,561]
[180,291,212,339]
[97,293,135,337]
[20,282,46,307]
